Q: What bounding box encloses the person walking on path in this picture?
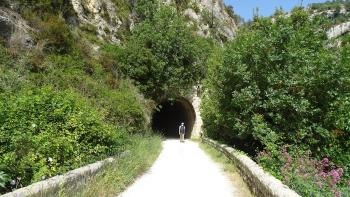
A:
[179,123,186,142]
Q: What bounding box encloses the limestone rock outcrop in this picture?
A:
[70,0,237,44]
[166,0,237,41]
[0,7,34,48]
[71,0,124,44]
[327,21,350,39]
[1,0,237,47]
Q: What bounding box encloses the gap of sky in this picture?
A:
[224,0,330,21]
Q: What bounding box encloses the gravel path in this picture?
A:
[120,139,249,197]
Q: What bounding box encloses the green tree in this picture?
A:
[116,5,212,100]
[202,8,350,159]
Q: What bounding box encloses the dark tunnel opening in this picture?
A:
[152,98,196,139]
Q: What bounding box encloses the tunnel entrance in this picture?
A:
[152,98,196,138]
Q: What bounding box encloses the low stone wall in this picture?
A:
[1,152,128,197]
[201,137,300,197]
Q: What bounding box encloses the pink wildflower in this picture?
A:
[335,191,341,197]
[321,157,329,169]
[329,169,342,186]
[318,171,327,179]
[322,157,329,164]
[337,168,344,177]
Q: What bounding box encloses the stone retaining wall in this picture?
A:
[201,137,301,197]
[1,152,128,197]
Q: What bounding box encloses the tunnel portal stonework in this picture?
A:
[152,88,203,138]
[191,93,203,137]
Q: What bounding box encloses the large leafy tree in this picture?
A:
[202,8,350,161]
[115,5,212,101]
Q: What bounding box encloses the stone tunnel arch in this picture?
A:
[151,97,196,138]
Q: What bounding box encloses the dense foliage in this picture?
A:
[0,1,150,191]
[202,8,350,196]
[112,5,212,100]
[0,87,128,189]
[1,0,221,191]
[31,53,149,133]
[7,0,350,195]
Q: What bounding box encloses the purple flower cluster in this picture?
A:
[265,146,349,197]
[315,158,347,197]
[317,158,343,186]
[279,146,316,183]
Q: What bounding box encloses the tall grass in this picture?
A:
[58,134,162,197]
[198,140,253,197]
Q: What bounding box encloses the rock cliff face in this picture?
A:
[0,0,237,47]
[70,0,237,43]
[0,7,34,48]
[71,0,124,44]
[327,21,350,39]
[183,0,237,40]
[308,2,350,44]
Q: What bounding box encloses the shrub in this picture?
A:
[0,44,11,66]
[18,0,75,17]
[341,34,350,46]
[80,24,98,35]
[173,0,191,11]
[0,172,9,189]
[0,87,128,191]
[0,44,28,92]
[28,54,149,133]
[111,0,131,21]
[36,15,74,54]
[134,0,159,21]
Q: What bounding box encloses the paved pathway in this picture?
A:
[120,139,251,197]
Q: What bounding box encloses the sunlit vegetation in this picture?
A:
[0,0,153,193]
[108,5,214,101]
[201,8,350,196]
[0,0,215,194]
[2,0,350,196]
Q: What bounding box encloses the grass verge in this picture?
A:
[198,139,254,197]
[58,134,162,197]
